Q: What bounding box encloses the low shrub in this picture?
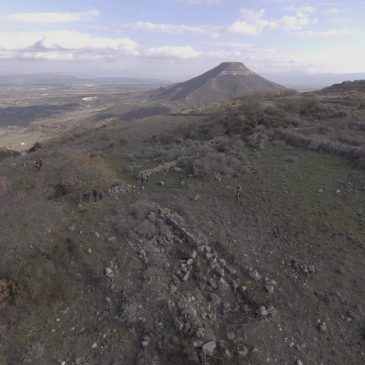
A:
[0,148,20,161]
[27,142,42,154]
[48,149,116,199]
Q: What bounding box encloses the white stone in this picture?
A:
[202,341,216,356]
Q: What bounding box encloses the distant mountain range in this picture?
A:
[0,73,167,87]
[152,62,287,108]
[1,67,364,95]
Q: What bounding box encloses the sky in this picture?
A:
[0,0,364,80]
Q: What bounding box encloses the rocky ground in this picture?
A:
[0,97,365,365]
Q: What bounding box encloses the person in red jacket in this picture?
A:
[35,159,43,170]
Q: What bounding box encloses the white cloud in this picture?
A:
[115,5,356,39]
[229,8,279,35]
[281,15,310,31]
[0,30,203,61]
[281,5,314,31]
[228,21,263,36]
[145,45,201,59]
[121,21,222,36]
[0,30,138,51]
[292,27,355,37]
[3,10,99,24]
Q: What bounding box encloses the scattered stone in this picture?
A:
[92,343,98,349]
[182,271,191,282]
[139,249,147,257]
[238,346,249,358]
[264,278,277,294]
[296,360,303,365]
[265,283,275,294]
[249,270,261,281]
[191,250,197,259]
[267,305,277,316]
[142,256,149,265]
[159,181,165,186]
[256,306,268,316]
[196,328,205,339]
[104,267,114,278]
[225,265,238,275]
[224,349,233,359]
[187,258,194,265]
[210,293,221,306]
[208,278,217,290]
[291,259,315,275]
[94,231,100,238]
[193,340,203,348]
[194,195,200,201]
[174,318,184,331]
[318,321,327,333]
[202,341,216,357]
[226,332,235,341]
[218,278,230,292]
[107,236,117,242]
[141,336,150,348]
[216,267,225,277]
[182,306,197,318]
[231,279,240,292]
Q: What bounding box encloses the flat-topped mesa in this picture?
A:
[218,62,250,70]
[153,61,287,108]
[216,62,255,77]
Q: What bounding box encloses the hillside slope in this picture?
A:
[153,62,287,108]
[0,92,364,365]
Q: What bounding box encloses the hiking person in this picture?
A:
[236,185,242,202]
[35,159,43,170]
[179,174,185,186]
